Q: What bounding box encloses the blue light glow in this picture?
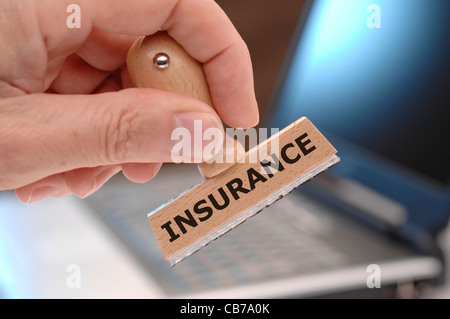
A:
[275,0,448,142]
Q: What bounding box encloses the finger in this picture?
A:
[38,0,259,128]
[15,165,121,203]
[76,28,138,72]
[15,173,71,204]
[50,53,112,94]
[0,88,223,190]
[121,162,162,183]
[65,165,122,198]
[161,1,259,128]
[94,69,123,93]
[120,67,133,90]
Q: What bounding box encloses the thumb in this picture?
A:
[0,88,224,190]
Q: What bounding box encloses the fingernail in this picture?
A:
[153,162,162,176]
[172,112,224,163]
[26,186,57,204]
[79,166,119,199]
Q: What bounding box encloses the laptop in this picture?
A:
[0,0,449,298]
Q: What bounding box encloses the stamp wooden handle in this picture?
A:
[148,116,340,263]
[126,31,244,178]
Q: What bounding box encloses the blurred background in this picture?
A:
[214,0,305,118]
[0,0,449,299]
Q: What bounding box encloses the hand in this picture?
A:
[0,0,259,203]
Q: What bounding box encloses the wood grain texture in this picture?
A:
[148,117,338,260]
[127,32,212,105]
[126,32,245,177]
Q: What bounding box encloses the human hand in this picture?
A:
[0,0,259,203]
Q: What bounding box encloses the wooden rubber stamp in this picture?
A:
[127,32,340,266]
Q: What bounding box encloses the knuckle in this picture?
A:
[102,99,141,164]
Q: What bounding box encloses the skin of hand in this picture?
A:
[0,0,259,203]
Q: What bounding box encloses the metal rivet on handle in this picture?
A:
[153,53,170,70]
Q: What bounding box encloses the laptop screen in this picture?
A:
[269,0,450,230]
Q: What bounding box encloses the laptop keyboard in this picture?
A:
[85,165,350,295]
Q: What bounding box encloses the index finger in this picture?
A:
[41,0,259,128]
